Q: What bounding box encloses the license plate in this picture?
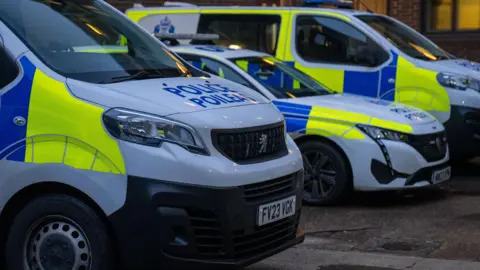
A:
[257,196,296,226]
[432,166,451,184]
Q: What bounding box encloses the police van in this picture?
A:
[155,34,451,205]
[126,4,480,162]
[0,1,305,269]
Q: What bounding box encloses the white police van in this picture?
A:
[0,1,304,269]
[160,34,451,205]
[126,3,480,162]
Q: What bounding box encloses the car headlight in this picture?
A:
[437,72,480,91]
[357,124,409,142]
[103,108,208,155]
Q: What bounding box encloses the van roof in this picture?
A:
[125,6,374,17]
[170,45,270,59]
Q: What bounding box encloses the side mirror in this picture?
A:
[353,46,377,67]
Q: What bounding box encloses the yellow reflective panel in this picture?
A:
[370,118,413,134]
[290,10,351,21]
[25,70,126,174]
[309,106,371,124]
[218,67,225,78]
[293,80,301,89]
[342,128,366,140]
[306,120,352,137]
[395,56,450,119]
[126,9,199,23]
[236,60,249,71]
[294,64,344,93]
[307,106,414,136]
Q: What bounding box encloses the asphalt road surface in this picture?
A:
[251,159,480,270]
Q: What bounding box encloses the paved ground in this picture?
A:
[250,159,480,269]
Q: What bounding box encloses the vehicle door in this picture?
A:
[286,11,392,98]
[197,11,289,59]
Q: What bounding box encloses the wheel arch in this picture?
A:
[0,182,121,269]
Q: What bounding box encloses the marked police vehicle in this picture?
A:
[161,34,451,205]
[0,1,305,269]
[127,4,480,162]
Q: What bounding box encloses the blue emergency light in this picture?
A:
[302,0,353,8]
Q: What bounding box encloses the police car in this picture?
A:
[0,1,304,269]
[127,4,480,162]
[161,35,451,205]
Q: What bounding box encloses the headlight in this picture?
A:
[437,72,480,91]
[357,124,409,142]
[103,108,208,155]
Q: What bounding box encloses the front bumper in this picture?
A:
[369,159,451,190]
[108,172,304,270]
[444,105,480,160]
[346,133,449,191]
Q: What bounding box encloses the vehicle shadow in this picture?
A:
[451,158,480,177]
[345,187,449,208]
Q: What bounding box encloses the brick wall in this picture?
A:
[387,0,421,31]
[386,0,480,61]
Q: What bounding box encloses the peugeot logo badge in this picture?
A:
[258,134,268,154]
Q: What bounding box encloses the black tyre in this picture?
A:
[299,140,352,206]
[5,194,114,270]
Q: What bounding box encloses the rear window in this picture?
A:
[198,14,281,55]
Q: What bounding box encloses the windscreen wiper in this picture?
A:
[100,70,165,84]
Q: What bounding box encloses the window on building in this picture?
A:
[426,0,480,32]
[295,15,389,67]
[198,14,280,55]
[0,47,19,89]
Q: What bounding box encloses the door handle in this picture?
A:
[388,78,395,84]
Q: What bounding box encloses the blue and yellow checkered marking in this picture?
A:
[273,100,312,134]
[273,99,414,139]
[0,56,126,174]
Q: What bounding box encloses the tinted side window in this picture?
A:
[0,47,19,89]
[178,53,254,88]
[295,16,389,67]
[198,14,281,55]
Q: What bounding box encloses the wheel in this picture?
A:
[299,140,351,206]
[5,194,114,270]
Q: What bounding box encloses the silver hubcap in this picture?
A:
[24,216,92,270]
[303,151,337,200]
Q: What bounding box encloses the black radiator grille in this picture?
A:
[212,122,287,163]
[407,131,447,162]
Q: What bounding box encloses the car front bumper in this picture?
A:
[108,172,304,270]
[347,133,450,191]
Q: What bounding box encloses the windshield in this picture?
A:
[356,15,453,61]
[229,56,332,98]
[0,0,201,84]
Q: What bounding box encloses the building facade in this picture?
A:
[108,0,480,61]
